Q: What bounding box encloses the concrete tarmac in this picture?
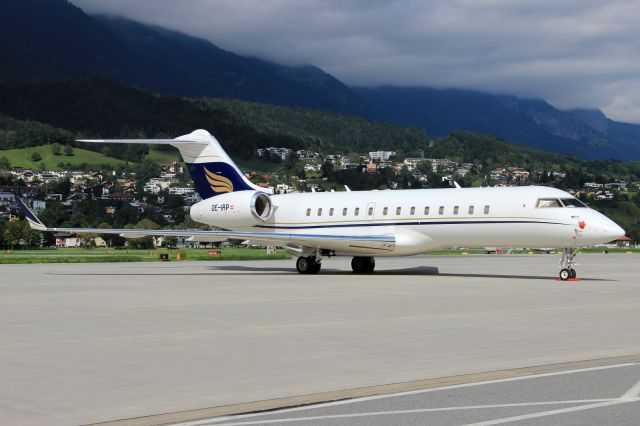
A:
[1,253,640,425]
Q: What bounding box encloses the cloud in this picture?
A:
[71,0,640,123]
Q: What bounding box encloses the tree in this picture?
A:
[21,221,41,248]
[129,218,160,249]
[98,222,125,248]
[0,157,10,169]
[2,220,40,249]
[3,220,23,249]
[51,143,62,156]
[163,236,178,248]
[31,152,42,162]
[64,145,74,156]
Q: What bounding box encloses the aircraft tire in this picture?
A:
[352,256,375,273]
[569,268,577,279]
[296,256,312,274]
[559,268,571,281]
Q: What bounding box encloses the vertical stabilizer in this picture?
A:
[78,129,267,199]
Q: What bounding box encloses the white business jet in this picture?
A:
[17,129,625,280]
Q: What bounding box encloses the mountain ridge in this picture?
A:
[1,0,640,160]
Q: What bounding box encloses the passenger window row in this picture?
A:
[306,205,491,216]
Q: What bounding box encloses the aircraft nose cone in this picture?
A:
[611,222,625,239]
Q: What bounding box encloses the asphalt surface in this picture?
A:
[184,363,640,426]
[1,253,640,425]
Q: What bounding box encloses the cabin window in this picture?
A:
[484,205,490,214]
[317,208,322,216]
[343,207,348,216]
[368,207,374,216]
[383,207,388,215]
[306,208,311,216]
[561,198,587,208]
[536,198,562,208]
[396,207,401,215]
[410,206,415,215]
[329,208,334,216]
[355,207,360,216]
[453,205,459,215]
[424,206,430,215]
[468,205,474,214]
[438,206,444,215]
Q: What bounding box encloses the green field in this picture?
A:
[0,145,128,170]
[0,248,290,264]
[1,247,636,264]
[145,147,180,164]
[143,147,285,174]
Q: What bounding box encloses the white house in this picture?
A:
[369,151,396,161]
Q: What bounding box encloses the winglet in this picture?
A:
[15,196,48,231]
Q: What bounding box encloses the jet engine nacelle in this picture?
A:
[189,191,273,228]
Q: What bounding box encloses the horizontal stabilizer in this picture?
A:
[76,138,208,145]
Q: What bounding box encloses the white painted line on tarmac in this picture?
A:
[464,373,640,425]
[179,362,637,425]
[207,400,620,426]
[621,377,640,400]
[461,399,640,426]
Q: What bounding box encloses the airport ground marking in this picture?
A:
[463,373,640,425]
[461,399,637,425]
[182,362,637,425]
[207,400,629,426]
[621,377,640,400]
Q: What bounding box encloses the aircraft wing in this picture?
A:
[16,197,395,250]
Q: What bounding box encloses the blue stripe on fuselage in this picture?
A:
[254,220,569,230]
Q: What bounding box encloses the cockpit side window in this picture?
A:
[536,198,562,208]
[560,198,587,208]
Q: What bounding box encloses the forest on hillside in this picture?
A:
[0,79,428,162]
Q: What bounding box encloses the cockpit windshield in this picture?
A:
[536,197,587,208]
[560,198,587,208]
[536,198,562,208]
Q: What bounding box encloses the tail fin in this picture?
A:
[78,129,267,199]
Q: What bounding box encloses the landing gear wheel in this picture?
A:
[296,256,320,274]
[351,256,375,273]
[296,256,311,274]
[559,247,578,281]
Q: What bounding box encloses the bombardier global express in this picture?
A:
[18,129,625,280]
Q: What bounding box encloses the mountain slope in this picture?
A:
[356,87,640,161]
[3,0,640,161]
[0,79,427,159]
[0,0,364,115]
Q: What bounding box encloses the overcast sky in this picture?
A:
[72,0,640,123]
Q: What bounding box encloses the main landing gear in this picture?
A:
[351,256,375,273]
[295,255,377,274]
[558,247,578,281]
[296,256,321,274]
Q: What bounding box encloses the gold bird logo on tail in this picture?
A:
[204,167,233,193]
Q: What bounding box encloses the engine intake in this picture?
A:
[251,192,272,220]
[189,191,274,228]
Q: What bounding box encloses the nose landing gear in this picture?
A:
[559,248,578,281]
